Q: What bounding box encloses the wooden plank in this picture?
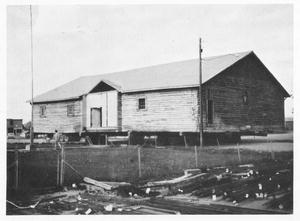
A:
[59,145,64,186]
[183,135,188,148]
[145,173,207,187]
[138,147,141,178]
[83,177,113,190]
[194,145,198,168]
[14,151,19,190]
[237,143,241,163]
[56,150,60,186]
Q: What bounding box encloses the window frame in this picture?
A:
[67,103,75,117]
[39,105,47,118]
[137,97,146,110]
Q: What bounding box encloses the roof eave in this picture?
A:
[31,96,82,104]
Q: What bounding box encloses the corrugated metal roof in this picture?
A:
[32,51,253,103]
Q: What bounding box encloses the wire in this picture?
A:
[7,200,40,209]
[63,160,83,178]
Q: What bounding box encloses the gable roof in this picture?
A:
[32,51,289,103]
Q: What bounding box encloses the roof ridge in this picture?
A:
[203,50,252,61]
[84,50,253,78]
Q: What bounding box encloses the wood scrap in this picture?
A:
[83,177,113,191]
[145,173,193,186]
[184,168,202,176]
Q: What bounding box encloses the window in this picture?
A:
[67,104,75,117]
[40,105,46,118]
[242,91,248,105]
[138,98,146,110]
[207,100,213,124]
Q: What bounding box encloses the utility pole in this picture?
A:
[199,38,203,148]
[30,5,34,147]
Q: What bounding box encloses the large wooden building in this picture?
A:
[31,51,290,144]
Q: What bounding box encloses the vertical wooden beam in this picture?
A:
[194,145,198,168]
[183,135,188,148]
[56,149,60,187]
[15,150,19,190]
[216,137,220,147]
[81,95,87,131]
[105,134,108,145]
[106,92,108,127]
[237,143,241,163]
[59,144,65,186]
[128,131,131,145]
[270,139,275,160]
[138,147,141,178]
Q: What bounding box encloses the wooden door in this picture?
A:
[90,107,102,128]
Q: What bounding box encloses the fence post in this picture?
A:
[59,144,65,186]
[56,148,60,186]
[15,150,19,190]
[128,131,131,146]
[194,145,198,168]
[237,143,241,163]
[138,147,141,178]
[270,139,275,160]
[236,143,241,162]
[183,135,188,148]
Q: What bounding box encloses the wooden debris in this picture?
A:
[83,177,113,190]
[184,168,202,176]
[146,173,193,187]
[238,164,254,168]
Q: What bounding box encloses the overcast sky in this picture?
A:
[7,4,293,122]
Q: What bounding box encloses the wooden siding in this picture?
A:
[121,54,285,133]
[33,100,82,133]
[85,91,118,129]
[121,89,199,132]
[203,53,285,132]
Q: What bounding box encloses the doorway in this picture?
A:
[90,107,102,128]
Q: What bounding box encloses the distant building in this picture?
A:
[7,119,23,135]
[285,117,293,131]
[30,51,290,144]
